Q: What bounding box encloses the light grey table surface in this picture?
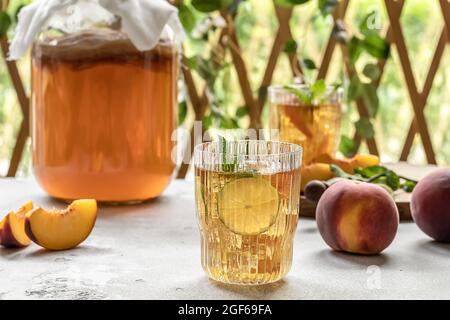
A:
[0,178,449,300]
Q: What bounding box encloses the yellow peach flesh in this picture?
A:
[26,199,97,251]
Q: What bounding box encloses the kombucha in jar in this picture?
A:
[32,29,178,203]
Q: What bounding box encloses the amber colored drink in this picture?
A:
[31,30,177,202]
[194,141,302,285]
[269,86,342,166]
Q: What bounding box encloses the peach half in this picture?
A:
[25,199,97,251]
[0,201,33,248]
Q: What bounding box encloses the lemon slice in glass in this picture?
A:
[218,177,280,235]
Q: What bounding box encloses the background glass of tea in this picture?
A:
[268,84,342,166]
[194,140,302,285]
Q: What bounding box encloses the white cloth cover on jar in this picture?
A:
[9,0,185,60]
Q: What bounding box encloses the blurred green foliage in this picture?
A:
[0,0,449,177]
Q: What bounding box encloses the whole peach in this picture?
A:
[316,180,399,254]
[411,168,450,242]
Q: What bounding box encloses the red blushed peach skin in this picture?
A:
[411,168,450,242]
[316,180,399,255]
[0,201,33,248]
[25,199,97,251]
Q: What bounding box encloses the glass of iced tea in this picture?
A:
[269,84,342,166]
[194,140,302,285]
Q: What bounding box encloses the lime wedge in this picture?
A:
[218,177,280,235]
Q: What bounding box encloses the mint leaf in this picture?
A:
[283,85,312,105]
[311,79,326,100]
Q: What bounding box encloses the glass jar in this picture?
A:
[194,141,302,285]
[268,84,342,166]
[31,8,178,203]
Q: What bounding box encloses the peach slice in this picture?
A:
[0,201,33,248]
[25,199,97,251]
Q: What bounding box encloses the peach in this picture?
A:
[301,163,334,191]
[0,201,33,248]
[25,199,97,251]
[411,168,450,242]
[313,153,380,174]
[316,180,399,254]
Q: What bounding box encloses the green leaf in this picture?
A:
[402,180,417,192]
[330,164,352,178]
[275,0,311,6]
[311,79,326,99]
[202,115,213,129]
[0,12,12,37]
[185,55,198,70]
[178,101,188,125]
[283,85,312,105]
[355,117,375,139]
[330,165,365,181]
[339,135,357,158]
[348,36,363,65]
[235,106,248,118]
[385,170,401,191]
[347,75,363,101]
[220,117,240,129]
[361,83,379,117]
[362,33,390,60]
[191,0,229,12]
[302,58,317,70]
[318,0,337,16]
[354,165,387,178]
[362,63,380,81]
[283,39,298,54]
[178,4,197,33]
[359,11,377,36]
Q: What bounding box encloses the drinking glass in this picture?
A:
[194,140,302,285]
[269,84,342,166]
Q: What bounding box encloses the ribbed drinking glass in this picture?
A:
[194,140,302,285]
